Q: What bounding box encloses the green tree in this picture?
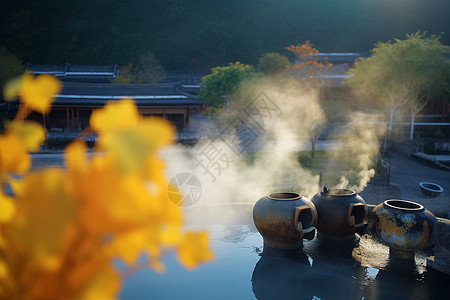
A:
[113,53,166,84]
[402,33,450,139]
[112,63,143,84]
[257,53,290,76]
[199,62,255,107]
[138,52,166,83]
[0,47,24,98]
[346,31,450,142]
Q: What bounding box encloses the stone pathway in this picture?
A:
[360,152,450,218]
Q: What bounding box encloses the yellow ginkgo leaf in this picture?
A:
[90,99,139,133]
[78,264,121,300]
[106,230,150,265]
[106,175,163,225]
[160,225,183,247]
[0,190,15,222]
[0,132,31,176]
[3,76,22,101]
[8,120,46,151]
[0,259,8,279]
[20,73,61,114]
[65,255,106,293]
[69,153,159,234]
[97,130,151,174]
[137,118,175,150]
[177,231,214,270]
[91,102,175,174]
[64,140,89,176]
[12,168,77,269]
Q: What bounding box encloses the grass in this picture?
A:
[297,150,329,169]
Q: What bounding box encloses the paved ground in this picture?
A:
[360,152,450,218]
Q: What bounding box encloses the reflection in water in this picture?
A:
[252,236,450,300]
[221,225,256,243]
[252,243,369,300]
[374,266,449,300]
[365,267,379,279]
[252,247,314,300]
[352,234,390,271]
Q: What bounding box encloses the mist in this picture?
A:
[328,112,387,192]
[161,76,387,223]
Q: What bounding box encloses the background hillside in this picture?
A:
[2,0,449,71]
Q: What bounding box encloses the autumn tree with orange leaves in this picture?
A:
[285,41,331,88]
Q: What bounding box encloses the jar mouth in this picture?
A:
[419,182,443,192]
[268,192,302,201]
[321,188,356,196]
[384,199,424,211]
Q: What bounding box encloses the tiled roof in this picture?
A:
[59,82,179,96]
[53,82,203,107]
[26,63,118,83]
[163,72,205,85]
[294,52,369,65]
[291,64,352,87]
[26,64,66,74]
[66,65,117,73]
[52,98,204,108]
[314,53,369,63]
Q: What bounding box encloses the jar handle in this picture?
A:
[347,203,366,227]
[295,205,316,240]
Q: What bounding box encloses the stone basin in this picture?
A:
[419,182,444,198]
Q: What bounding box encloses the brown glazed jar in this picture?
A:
[253,192,317,249]
[371,199,437,259]
[311,187,368,241]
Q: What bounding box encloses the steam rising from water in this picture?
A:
[329,112,387,192]
[162,76,387,222]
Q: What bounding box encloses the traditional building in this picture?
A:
[24,81,203,132]
[19,64,204,132]
[313,52,369,67]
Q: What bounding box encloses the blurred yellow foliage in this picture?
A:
[0,132,31,176]
[19,73,61,114]
[8,120,46,151]
[0,75,213,299]
[0,192,14,222]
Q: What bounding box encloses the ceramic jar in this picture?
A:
[253,192,317,249]
[311,187,368,241]
[371,199,437,259]
[419,182,443,198]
